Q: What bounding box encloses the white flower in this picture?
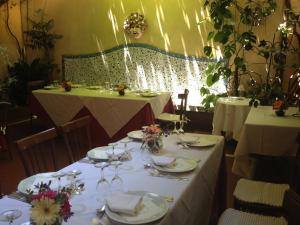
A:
[31,197,61,225]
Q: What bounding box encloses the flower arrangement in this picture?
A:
[61,81,72,92]
[142,124,164,153]
[272,99,287,116]
[116,84,127,96]
[28,182,73,225]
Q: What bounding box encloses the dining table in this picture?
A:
[0,133,224,225]
[29,87,173,146]
[232,106,300,178]
[212,97,251,141]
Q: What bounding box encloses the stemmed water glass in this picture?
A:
[110,161,123,193]
[172,120,179,134]
[108,142,118,160]
[51,171,65,191]
[95,162,110,207]
[0,209,22,225]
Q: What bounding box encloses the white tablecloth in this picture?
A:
[0,133,224,225]
[212,97,251,141]
[33,89,171,137]
[232,106,300,178]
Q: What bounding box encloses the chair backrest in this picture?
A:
[283,189,300,225]
[0,101,12,135]
[59,116,92,163]
[178,89,189,120]
[16,128,58,177]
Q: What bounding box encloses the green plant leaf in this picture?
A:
[200,87,210,96]
[234,57,244,68]
[204,46,212,57]
[224,43,236,58]
[207,31,215,41]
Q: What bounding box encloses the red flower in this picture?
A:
[61,199,73,221]
[32,190,57,201]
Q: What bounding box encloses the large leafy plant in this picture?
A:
[200,0,277,108]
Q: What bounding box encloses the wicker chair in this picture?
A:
[233,133,300,216]
[218,189,300,225]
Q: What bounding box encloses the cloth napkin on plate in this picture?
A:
[177,135,199,144]
[106,193,143,216]
[151,155,176,167]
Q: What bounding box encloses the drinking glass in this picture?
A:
[172,121,179,134]
[120,138,130,152]
[110,161,123,193]
[51,171,65,191]
[178,120,186,134]
[108,142,118,160]
[95,162,110,207]
[0,209,22,225]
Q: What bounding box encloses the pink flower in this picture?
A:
[61,199,73,221]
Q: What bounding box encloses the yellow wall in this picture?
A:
[26,0,210,62]
[1,0,299,91]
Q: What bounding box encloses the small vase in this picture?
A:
[118,90,125,96]
[146,137,163,154]
[275,109,285,117]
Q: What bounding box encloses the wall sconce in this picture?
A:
[123,12,147,39]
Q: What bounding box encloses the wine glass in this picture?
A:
[172,121,179,134]
[178,119,187,134]
[95,162,110,207]
[51,171,65,191]
[108,142,118,160]
[120,138,131,152]
[0,209,22,225]
[110,161,123,193]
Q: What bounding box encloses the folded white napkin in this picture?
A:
[151,155,176,167]
[178,135,198,144]
[106,193,143,215]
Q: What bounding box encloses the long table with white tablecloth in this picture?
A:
[0,133,224,225]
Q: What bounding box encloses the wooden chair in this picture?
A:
[217,189,300,225]
[156,89,189,127]
[16,128,58,177]
[233,132,300,216]
[59,116,92,163]
[0,102,13,159]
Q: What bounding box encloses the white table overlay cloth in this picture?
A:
[33,89,171,137]
[212,97,251,141]
[0,133,224,225]
[233,106,300,178]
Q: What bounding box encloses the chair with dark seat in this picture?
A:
[59,116,92,163]
[233,132,300,216]
[0,102,14,159]
[16,128,58,177]
[156,89,189,129]
[217,189,300,225]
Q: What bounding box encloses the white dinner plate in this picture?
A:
[127,130,144,140]
[153,157,197,173]
[105,191,168,224]
[44,85,59,90]
[17,172,56,194]
[87,146,110,161]
[141,92,158,97]
[188,136,218,147]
